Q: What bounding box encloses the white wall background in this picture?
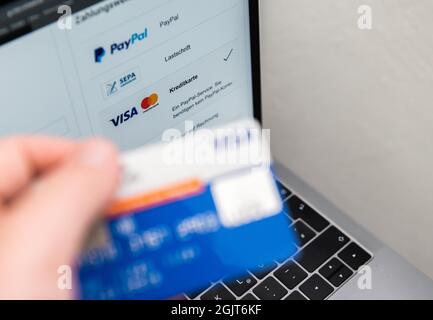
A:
[260,0,433,279]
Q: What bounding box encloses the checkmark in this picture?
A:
[224,48,234,61]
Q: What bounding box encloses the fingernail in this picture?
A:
[75,140,117,168]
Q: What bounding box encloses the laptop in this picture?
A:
[0,0,432,300]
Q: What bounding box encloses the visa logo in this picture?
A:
[109,93,159,128]
[110,107,139,127]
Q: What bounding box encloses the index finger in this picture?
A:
[0,136,77,203]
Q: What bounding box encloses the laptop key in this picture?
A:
[170,294,188,300]
[285,291,308,301]
[295,226,350,272]
[250,261,278,280]
[253,277,288,300]
[287,196,329,232]
[224,274,257,297]
[319,258,344,280]
[201,284,236,301]
[299,274,334,300]
[274,261,308,290]
[328,264,353,287]
[241,293,258,301]
[319,258,353,287]
[185,286,209,299]
[338,243,372,271]
[291,221,316,247]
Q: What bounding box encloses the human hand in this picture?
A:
[0,136,120,299]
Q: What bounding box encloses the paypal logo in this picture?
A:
[94,47,106,63]
[94,28,149,64]
[110,28,148,54]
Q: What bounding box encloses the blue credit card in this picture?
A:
[77,120,297,300]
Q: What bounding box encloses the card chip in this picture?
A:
[211,169,282,228]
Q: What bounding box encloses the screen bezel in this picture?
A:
[248,0,262,124]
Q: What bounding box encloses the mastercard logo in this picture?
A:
[141,93,159,111]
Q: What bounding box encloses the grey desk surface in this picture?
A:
[260,0,433,279]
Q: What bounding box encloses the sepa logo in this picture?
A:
[110,93,159,127]
[94,28,149,63]
[103,68,140,98]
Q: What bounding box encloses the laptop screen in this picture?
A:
[0,0,255,150]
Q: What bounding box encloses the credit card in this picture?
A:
[78,119,297,300]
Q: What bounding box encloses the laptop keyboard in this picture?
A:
[185,180,373,300]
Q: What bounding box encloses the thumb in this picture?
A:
[4,139,120,273]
